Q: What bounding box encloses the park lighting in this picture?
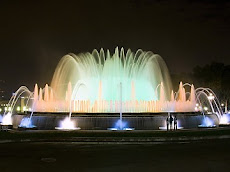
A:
[208,93,214,100]
[221,103,224,107]
[0,108,2,112]
[204,107,208,111]
[16,106,20,112]
[4,107,7,111]
[23,106,27,112]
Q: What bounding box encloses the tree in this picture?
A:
[193,62,230,107]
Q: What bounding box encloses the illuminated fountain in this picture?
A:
[1,112,12,125]
[0,86,32,129]
[3,47,227,130]
[195,88,224,127]
[32,47,196,113]
[55,117,80,130]
[108,82,134,130]
[32,47,197,129]
[18,117,36,129]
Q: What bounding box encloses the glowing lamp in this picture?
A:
[208,93,214,100]
[23,106,27,111]
[204,107,208,111]
[16,106,20,111]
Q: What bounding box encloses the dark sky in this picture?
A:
[0,0,229,94]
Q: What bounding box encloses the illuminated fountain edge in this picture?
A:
[18,117,37,130]
[55,116,81,130]
[0,112,13,130]
[219,113,230,127]
[3,82,225,130]
[12,111,219,130]
[107,82,135,131]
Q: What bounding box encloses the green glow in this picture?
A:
[51,47,172,102]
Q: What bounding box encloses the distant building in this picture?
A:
[0,100,9,113]
[0,80,11,113]
[0,80,6,100]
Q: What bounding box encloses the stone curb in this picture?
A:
[1,135,230,144]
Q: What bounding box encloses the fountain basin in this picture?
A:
[107,127,135,131]
[18,126,38,130]
[219,123,230,127]
[0,124,13,131]
[55,127,81,131]
[198,125,216,128]
[12,112,219,130]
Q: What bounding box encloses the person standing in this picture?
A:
[174,116,178,130]
[166,116,169,131]
[169,114,173,130]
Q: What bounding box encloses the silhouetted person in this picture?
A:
[169,114,173,130]
[174,116,177,130]
[166,116,169,131]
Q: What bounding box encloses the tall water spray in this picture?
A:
[32,47,196,113]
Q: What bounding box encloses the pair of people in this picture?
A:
[166,114,177,131]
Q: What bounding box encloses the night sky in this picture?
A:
[0,0,229,94]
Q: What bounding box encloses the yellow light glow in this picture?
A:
[23,106,27,111]
[17,106,21,111]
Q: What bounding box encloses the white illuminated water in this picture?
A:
[32,47,196,113]
[4,47,228,129]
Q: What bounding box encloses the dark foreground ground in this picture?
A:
[0,138,230,172]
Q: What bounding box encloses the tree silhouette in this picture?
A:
[193,62,230,107]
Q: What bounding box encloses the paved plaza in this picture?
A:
[0,137,230,172]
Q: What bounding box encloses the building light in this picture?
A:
[23,106,27,111]
[208,93,214,100]
[17,106,21,111]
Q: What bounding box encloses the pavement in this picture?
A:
[1,127,230,144]
[0,138,230,172]
[1,128,230,171]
